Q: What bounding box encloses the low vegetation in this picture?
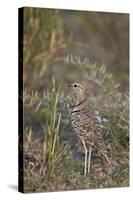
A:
[23,61,129,192]
[21,7,129,193]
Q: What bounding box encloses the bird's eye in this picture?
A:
[74,84,77,87]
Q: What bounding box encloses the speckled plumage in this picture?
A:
[69,82,111,175]
[71,108,104,150]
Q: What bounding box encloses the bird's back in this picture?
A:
[71,107,105,151]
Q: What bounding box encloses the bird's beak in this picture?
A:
[67,84,73,87]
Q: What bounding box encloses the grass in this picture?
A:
[23,7,65,91]
[21,7,129,193]
[23,63,129,193]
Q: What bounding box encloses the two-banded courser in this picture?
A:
[69,82,112,176]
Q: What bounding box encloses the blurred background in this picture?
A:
[21,7,129,192]
[23,7,129,93]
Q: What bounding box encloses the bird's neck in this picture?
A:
[73,98,88,112]
[76,91,86,105]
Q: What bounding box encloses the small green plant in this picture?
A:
[23,78,71,192]
[42,78,68,177]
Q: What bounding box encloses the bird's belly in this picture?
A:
[71,112,89,137]
[71,111,102,142]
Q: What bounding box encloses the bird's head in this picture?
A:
[68,82,87,104]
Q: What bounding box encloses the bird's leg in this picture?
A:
[81,139,87,176]
[87,146,92,174]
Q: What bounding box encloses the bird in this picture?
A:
[68,82,112,176]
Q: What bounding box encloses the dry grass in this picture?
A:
[20,7,129,193]
[23,64,129,193]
